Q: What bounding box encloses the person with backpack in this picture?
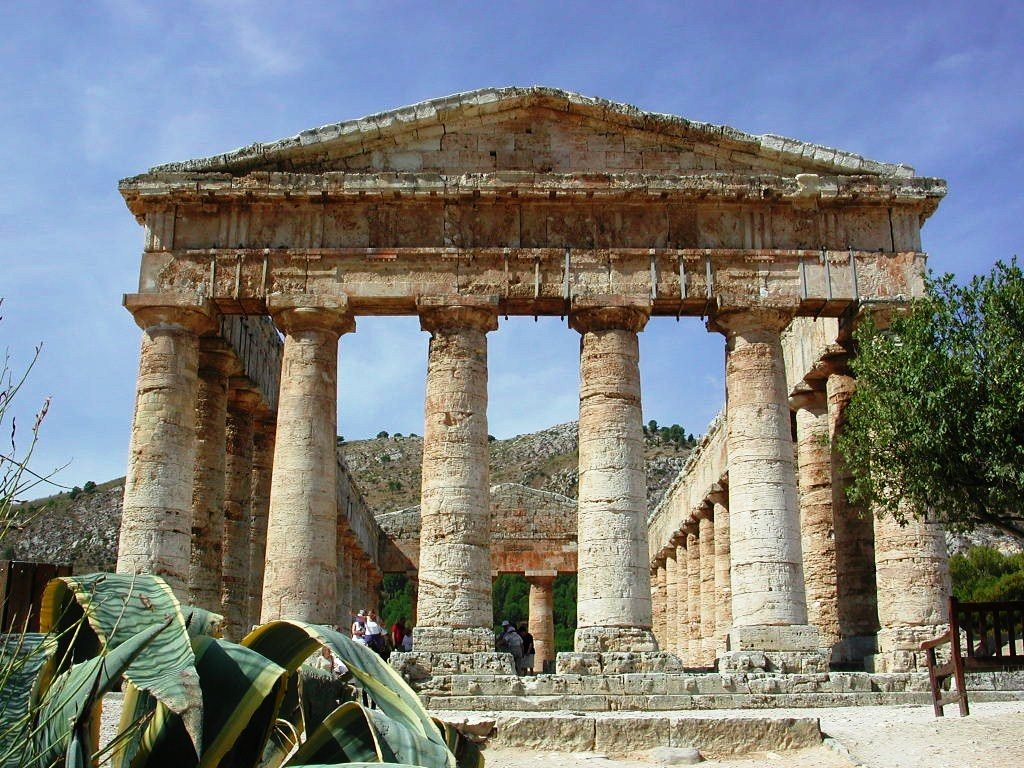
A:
[498,620,524,674]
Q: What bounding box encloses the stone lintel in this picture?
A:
[707,305,798,336]
[267,293,356,335]
[569,295,651,334]
[417,294,499,333]
[124,292,218,335]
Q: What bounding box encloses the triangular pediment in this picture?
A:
[148,87,915,179]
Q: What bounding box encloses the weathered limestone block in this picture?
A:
[118,294,217,600]
[247,413,275,628]
[261,295,353,623]
[570,299,656,652]
[827,367,880,661]
[221,385,259,640]
[527,572,557,672]
[187,339,234,612]
[686,531,701,664]
[711,494,731,660]
[792,388,841,654]
[698,514,716,666]
[414,297,498,654]
[871,511,950,672]
[710,308,818,657]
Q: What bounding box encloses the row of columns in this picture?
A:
[117,294,382,640]
[652,327,949,671]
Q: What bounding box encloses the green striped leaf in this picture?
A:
[433,718,485,768]
[33,619,171,767]
[285,701,382,765]
[121,636,287,768]
[40,573,203,754]
[242,621,453,767]
[0,633,57,767]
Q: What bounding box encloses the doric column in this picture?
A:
[827,364,880,663]
[709,308,820,663]
[187,338,235,611]
[698,513,716,665]
[413,297,498,654]
[407,571,419,625]
[652,564,667,650]
[871,514,950,671]
[570,298,656,653]
[686,529,701,664]
[663,550,679,655]
[675,542,689,661]
[247,412,275,629]
[527,572,557,673]
[791,387,841,656]
[710,489,732,660]
[220,384,259,639]
[336,529,354,628]
[367,568,382,614]
[118,294,216,600]
[261,295,353,623]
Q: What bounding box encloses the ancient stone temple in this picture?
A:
[116,87,950,685]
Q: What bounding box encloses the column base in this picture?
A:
[831,634,878,666]
[574,626,658,653]
[412,625,495,654]
[720,624,828,674]
[390,651,515,682]
[865,626,948,673]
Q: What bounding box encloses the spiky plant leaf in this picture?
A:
[0,633,56,767]
[433,718,485,768]
[40,573,203,753]
[284,701,383,765]
[33,619,170,767]
[118,635,287,768]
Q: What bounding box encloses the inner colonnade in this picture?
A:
[114,87,949,673]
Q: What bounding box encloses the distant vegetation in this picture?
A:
[950,546,1024,602]
[643,420,697,450]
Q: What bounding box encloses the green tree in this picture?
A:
[839,260,1024,539]
[950,547,1024,602]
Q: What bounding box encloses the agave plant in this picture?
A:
[0,573,483,768]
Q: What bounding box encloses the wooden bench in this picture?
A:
[921,596,1024,716]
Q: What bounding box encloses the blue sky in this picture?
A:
[2,1,1021,491]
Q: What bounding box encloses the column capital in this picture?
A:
[706,306,795,337]
[569,296,651,334]
[417,295,499,333]
[267,293,355,336]
[788,384,827,413]
[198,337,241,377]
[124,293,218,335]
[227,380,264,412]
[706,483,728,506]
[524,570,558,585]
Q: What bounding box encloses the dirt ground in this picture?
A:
[480,702,1024,768]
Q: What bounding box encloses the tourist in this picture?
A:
[401,629,413,651]
[391,618,406,650]
[498,619,524,674]
[351,610,366,638]
[518,624,535,675]
[364,610,386,658]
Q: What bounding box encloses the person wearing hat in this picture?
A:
[351,610,367,643]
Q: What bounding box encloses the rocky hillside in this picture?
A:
[341,421,691,513]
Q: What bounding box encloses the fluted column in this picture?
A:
[652,565,667,650]
[187,339,235,611]
[414,297,498,654]
[336,531,354,628]
[247,413,275,629]
[527,572,557,672]
[221,384,259,639]
[664,550,679,655]
[261,295,353,623]
[570,299,656,652]
[710,309,819,657]
[686,529,701,664]
[407,572,419,626]
[791,387,841,656]
[711,490,732,660]
[675,542,689,661]
[118,294,216,599]
[827,365,880,663]
[699,513,716,665]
